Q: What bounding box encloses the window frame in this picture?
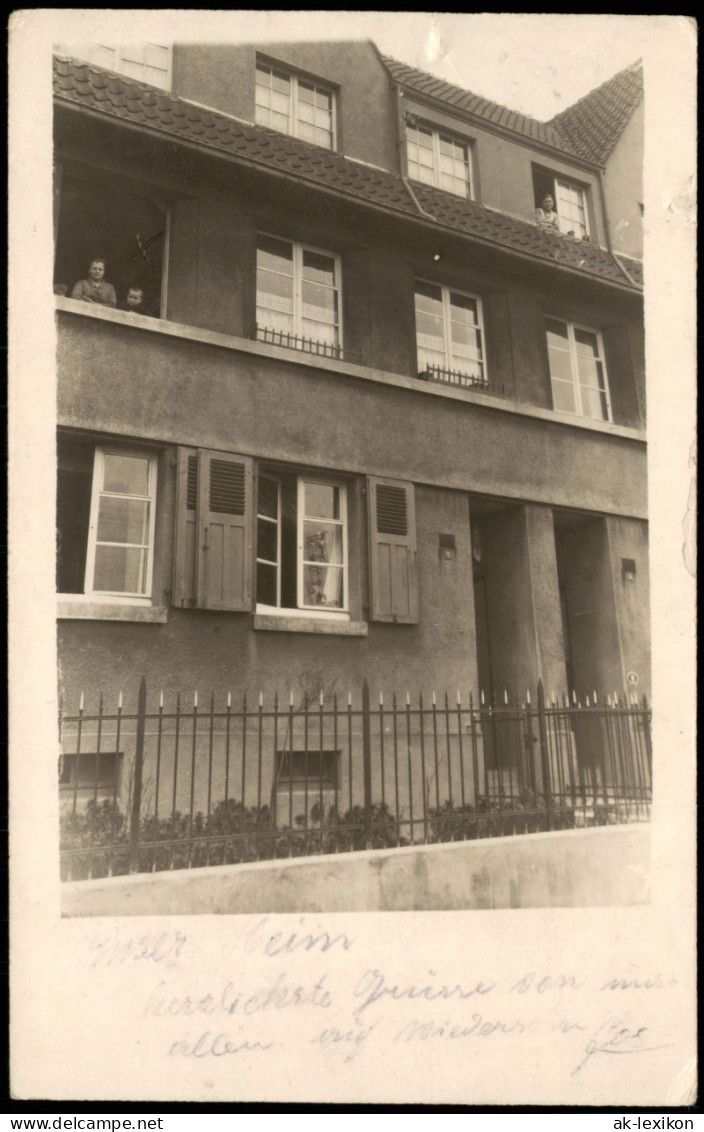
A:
[414,279,487,382]
[545,317,612,422]
[256,233,343,352]
[53,163,170,320]
[533,165,591,239]
[553,177,590,239]
[255,472,350,619]
[55,41,172,89]
[79,446,159,605]
[255,59,337,150]
[405,118,473,199]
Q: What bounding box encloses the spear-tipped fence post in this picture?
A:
[129,676,147,874]
[362,679,373,848]
[537,679,553,830]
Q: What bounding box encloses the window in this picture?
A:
[257,474,349,614]
[533,167,590,239]
[55,40,171,89]
[54,169,167,317]
[406,119,472,198]
[256,235,342,355]
[414,281,486,386]
[59,752,122,793]
[545,318,611,421]
[57,439,158,602]
[173,448,419,626]
[255,61,335,149]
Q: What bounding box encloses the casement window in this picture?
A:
[533,167,590,239]
[414,281,486,385]
[55,41,171,89]
[57,439,158,602]
[256,474,349,615]
[406,120,472,198]
[367,477,419,624]
[256,234,342,354]
[545,318,611,421]
[174,449,419,626]
[255,61,335,149]
[54,168,167,317]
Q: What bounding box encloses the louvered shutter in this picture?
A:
[197,450,254,610]
[368,477,419,623]
[173,447,198,607]
[173,447,253,611]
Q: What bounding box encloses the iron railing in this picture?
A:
[59,679,652,881]
[254,324,361,364]
[422,363,494,391]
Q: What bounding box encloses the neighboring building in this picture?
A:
[53,41,648,812]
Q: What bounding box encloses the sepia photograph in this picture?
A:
[9,10,696,1108]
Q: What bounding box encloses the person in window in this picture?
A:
[535,194,559,231]
[120,286,148,314]
[71,258,117,307]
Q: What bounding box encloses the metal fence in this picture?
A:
[59,679,652,881]
[254,324,361,364]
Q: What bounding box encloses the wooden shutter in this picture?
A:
[173,447,198,607]
[173,447,254,611]
[368,477,419,623]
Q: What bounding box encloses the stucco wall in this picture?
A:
[61,824,651,915]
[54,109,644,427]
[173,42,398,173]
[56,313,647,519]
[57,481,477,707]
[604,102,644,261]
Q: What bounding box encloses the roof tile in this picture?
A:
[53,55,639,290]
[381,54,572,154]
[548,62,643,164]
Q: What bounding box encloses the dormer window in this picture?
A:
[405,119,473,199]
[255,61,335,150]
[533,166,590,239]
[54,41,171,90]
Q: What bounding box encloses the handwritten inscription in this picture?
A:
[395,1014,536,1042]
[353,968,495,1020]
[145,973,333,1019]
[89,930,188,968]
[238,917,354,957]
[572,1017,673,1075]
[169,1031,273,1058]
[105,921,675,1082]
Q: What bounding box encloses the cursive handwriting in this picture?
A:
[395,1013,536,1042]
[238,917,354,958]
[353,968,495,1020]
[144,973,333,1019]
[168,1031,273,1058]
[89,930,188,968]
[572,1017,673,1075]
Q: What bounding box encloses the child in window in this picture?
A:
[121,286,148,314]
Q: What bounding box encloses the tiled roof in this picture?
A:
[380,54,575,154]
[53,56,640,290]
[548,61,643,165]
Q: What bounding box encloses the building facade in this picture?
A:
[53,41,648,811]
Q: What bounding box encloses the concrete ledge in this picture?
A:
[55,299,646,443]
[57,600,168,623]
[253,614,368,636]
[61,824,650,916]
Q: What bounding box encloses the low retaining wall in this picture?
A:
[61,824,650,916]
